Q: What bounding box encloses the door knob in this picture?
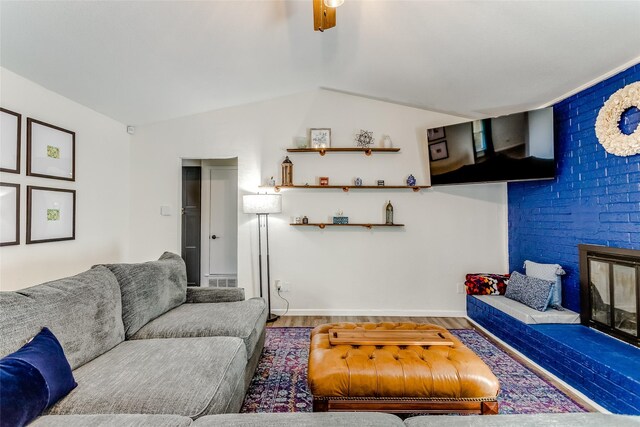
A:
[211,235,219,239]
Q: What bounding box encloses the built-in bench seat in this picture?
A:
[473,295,580,324]
[467,295,640,415]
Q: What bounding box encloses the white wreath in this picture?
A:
[595,81,640,156]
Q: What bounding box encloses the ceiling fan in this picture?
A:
[313,0,343,32]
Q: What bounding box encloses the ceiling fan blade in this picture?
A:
[313,0,336,32]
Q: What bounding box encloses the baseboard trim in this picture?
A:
[270,308,467,317]
[465,316,609,414]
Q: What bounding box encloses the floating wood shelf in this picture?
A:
[287,147,400,156]
[270,185,430,192]
[290,223,404,229]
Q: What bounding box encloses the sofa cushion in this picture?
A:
[31,414,193,427]
[404,413,640,426]
[46,337,247,418]
[103,252,187,338]
[472,296,580,324]
[186,287,245,303]
[0,266,125,370]
[193,413,405,427]
[130,298,267,360]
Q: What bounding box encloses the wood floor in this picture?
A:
[267,315,472,329]
[267,316,597,412]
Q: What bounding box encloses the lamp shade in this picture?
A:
[243,194,282,214]
[324,0,344,7]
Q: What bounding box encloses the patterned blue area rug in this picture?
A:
[240,327,588,414]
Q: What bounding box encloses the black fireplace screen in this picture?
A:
[579,244,640,347]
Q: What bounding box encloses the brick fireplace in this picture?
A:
[579,244,639,347]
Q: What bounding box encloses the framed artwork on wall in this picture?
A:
[0,108,22,174]
[27,186,76,244]
[27,118,75,181]
[310,128,331,148]
[427,127,446,142]
[0,183,20,246]
[429,140,449,161]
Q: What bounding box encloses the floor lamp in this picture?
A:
[243,194,282,323]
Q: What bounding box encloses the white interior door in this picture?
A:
[201,166,237,286]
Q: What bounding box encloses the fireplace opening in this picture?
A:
[579,244,640,347]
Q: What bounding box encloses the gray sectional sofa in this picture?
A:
[29,412,640,426]
[0,253,267,422]
[2,253,639,426]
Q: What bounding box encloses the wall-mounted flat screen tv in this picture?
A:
[427,107,555,186]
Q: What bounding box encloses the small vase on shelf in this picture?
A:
[385,201,394,225]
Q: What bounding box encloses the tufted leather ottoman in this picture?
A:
[308,322,500,414]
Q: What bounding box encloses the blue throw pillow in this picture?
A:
[505,271,554,312]
[0,328,77,427]
[0,359,48,427]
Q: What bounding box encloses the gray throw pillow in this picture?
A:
[524,260,565,309]
[102,252,187,338]
[505,271,554,312]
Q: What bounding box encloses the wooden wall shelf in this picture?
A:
[287,147,400,156]
[270,185,429,192]
[290,223,404,229]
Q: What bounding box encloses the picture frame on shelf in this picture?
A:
[1,108,22,174]
[310,128,331,148]
[27,186,76,244]
[0,183,20,246]
[427,127,446,142]
[429,140,449,161]
[27,118,75,181]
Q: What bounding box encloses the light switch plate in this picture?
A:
[160,205,172,216]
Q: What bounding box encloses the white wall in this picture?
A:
[0,68,131,291]
[130,90,508,316]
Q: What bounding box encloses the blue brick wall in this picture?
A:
[467,296,640,414]
[508,64,640,312]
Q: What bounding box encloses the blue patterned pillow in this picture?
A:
[505,271,554,311]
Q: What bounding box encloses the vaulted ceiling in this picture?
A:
[1,1,639,125]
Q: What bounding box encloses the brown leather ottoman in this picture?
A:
[308,322,500,414]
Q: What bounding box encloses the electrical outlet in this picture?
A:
[280,281,291,292]
[275,280,282,291]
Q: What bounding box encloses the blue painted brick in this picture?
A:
[509,64,640,315]
[468,296,640,415]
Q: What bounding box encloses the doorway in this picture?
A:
[181,158,238,287]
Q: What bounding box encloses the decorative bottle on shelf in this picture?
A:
[385,201,394,225]
[281,156,293,186]
[302,216,309,224]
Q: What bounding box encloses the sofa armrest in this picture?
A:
[185,287,245,303]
